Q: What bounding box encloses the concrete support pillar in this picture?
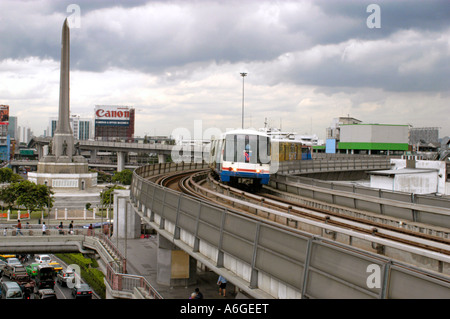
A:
[117,151,125,172]
[90,149,97,161]
[112,190,140,240]
[156,234,197,287]
[40,145,47,157]
[158,154,165,164]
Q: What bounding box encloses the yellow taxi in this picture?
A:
[0,254,15,262]
[49,262,63,274]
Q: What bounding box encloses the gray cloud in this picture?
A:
[0,0,449,138]
[2,0,449,91]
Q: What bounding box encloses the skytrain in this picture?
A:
[208,129,271,188]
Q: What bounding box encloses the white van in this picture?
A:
[1,281,23,299]
[35,254,52,264]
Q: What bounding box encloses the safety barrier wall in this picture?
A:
[131,163,450,299]
[278,158,450,209]
[277,157,391,174]
[271,173,450,229]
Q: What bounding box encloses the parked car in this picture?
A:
[49,262,63,274]
[82,221,111,229]
[1,281,23,299]
[6,257,21,267]
[4,264,29,282]
[57,268,75,287]
[35,254,52,264]
[34,288,57,299]
[72,283,93,299]
[3,258,21,277]
[26,263,40,278]
[0,260,7,276]
[0,254,15,262]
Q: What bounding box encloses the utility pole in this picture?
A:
[240,72,247,129]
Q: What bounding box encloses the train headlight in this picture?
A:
[232,167,238,172]
[256,169,261,174]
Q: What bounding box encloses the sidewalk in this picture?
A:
[114,236,242,299]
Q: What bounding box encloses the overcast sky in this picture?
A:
[0,0,449,140]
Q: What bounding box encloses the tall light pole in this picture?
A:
[240,72,247,129]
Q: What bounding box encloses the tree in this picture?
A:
[0,167,22,183]
[0,167,13,182]
[15,181,41,212]
[0,180,53,211]
[0,183,17,209]
[100,185,125,206]
[90,169,112,183]
[112,169,132,185]
[35,184,54,211]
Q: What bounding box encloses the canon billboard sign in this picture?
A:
[95,105,131,127]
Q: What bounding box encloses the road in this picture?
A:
[1,254,96,299]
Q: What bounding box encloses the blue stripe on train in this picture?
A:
[220,170,270,184]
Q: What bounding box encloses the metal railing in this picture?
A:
[271,174,450,229]
[277,157,391,174]
[105,261,163,299]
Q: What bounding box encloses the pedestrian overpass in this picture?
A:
[0,230,162,299]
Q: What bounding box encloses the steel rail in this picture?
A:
[206,173,450,247]
[178,171,450,263]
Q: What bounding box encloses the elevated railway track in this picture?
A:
[171,171,450,261]
[131,162,450,298]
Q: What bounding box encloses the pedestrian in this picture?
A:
[16,220,23,236]
[194,288,203,299]
[217,275,227,297]
[69,220,74,234]
[42,222,47,235]
[189,292,197,299]
[58,222,64,235]
[3,227,7,236]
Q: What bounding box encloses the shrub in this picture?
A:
[56,253,105,299]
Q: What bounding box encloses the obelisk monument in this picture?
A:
[28,19,97,190]
[53,18,74,162]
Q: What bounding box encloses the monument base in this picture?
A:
[28,172,97,190]
[36,161,89,174]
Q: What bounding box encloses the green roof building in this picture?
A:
[337,123,409,155]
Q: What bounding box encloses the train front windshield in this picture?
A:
[224,134,271,164]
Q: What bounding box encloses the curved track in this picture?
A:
[152,169,450,258]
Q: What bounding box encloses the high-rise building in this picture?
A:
[49,114,93,140]
[7,116,18,140]
[0,105,10,161]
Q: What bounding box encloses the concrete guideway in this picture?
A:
[128,163,450,299]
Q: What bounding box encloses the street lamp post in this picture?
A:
[240,72,247,129]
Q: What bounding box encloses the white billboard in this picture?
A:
[95,105,130,127]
